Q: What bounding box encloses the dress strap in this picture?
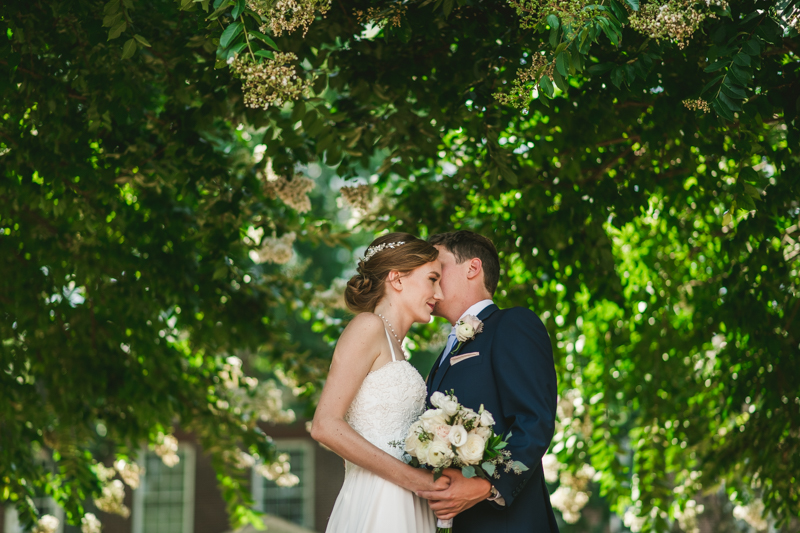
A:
[383,326,398,362]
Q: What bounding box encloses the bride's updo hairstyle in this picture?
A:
[345,232,439,314]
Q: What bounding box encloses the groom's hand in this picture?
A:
[416,468,492,520]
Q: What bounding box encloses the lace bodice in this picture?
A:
[345,329,428,461]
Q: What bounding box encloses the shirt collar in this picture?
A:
[453,299,494,327]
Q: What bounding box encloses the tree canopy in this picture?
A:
[2,0,799,532]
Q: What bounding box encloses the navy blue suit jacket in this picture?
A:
[426,304,559,533]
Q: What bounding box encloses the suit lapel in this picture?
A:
[430,304,499,392]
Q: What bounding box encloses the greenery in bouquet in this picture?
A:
[400,391,529,482]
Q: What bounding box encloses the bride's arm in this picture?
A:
[311,313,447,493]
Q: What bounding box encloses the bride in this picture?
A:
[311,232,447,533]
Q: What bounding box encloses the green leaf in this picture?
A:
[611,66,624,88]
[739,167,760,183]
[552,68,569,92]
[699,74,724,95]
[624,0,639,11]
[587,62,614,75]
[712,98,735,120]
[220,22,243,49]
[133,34,152,47]
[513,461,529,472]
[743,182,760,199]
[721,82,746,99]
[207,1,232,20]
[461,465,476,478]
[723,211,732,226]
[556,52,569,77]
[481,462,496,477]
[742,39,760,56]
[108,20,127,41]
[718,91,741,111]
[250,31,279,50]
[704,60,726,72]
[254,49,275,60]
[732,53,751,66]
[443,0,454,17]
[121,38,137,59]
[539,75,554,98]
[232,0,246,19]
[213,266,228,280]
[546,14,560,30]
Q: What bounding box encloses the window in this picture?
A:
[4,499,64,533]
[132,444,195,533]
[252,440,315,529]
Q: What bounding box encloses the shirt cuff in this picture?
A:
[487,486,506,506]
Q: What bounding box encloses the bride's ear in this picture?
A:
[386,270,403,291]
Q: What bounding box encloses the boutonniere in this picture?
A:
[450,315,484,355]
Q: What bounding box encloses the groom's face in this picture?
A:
[431,246,468,321]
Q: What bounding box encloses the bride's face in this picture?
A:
[396,260,443,323]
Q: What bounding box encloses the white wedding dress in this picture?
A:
[325,327,436,533]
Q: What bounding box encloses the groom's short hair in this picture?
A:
[428,231,500,296]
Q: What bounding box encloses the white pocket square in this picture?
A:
[450,352,480,366]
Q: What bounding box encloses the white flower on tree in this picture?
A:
[94,479,130,518]
[733,499,769,531]
[32,515,59,533]
[80,513,102,533]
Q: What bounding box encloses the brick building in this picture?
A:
[1,421,345,533]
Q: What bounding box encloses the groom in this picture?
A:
[418,231,559,533]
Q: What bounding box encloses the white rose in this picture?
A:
[461,314,484,332]
[405,421,424,456]
[420,409,447,431]
[430,391,446,408]
[479,408,495,427]
[455,322,475,342]
[473,426,492,440]
[416,440,432,464]
[448,425,469,447]
[427,438,455,468]
[434,424,451,441]
[440,397,460,417]
[456,434,486,464]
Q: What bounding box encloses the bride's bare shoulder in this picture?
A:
[341,312,384,338]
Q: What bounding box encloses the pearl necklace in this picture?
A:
[377,313,407,358]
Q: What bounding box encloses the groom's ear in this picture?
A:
[466,258,483,280]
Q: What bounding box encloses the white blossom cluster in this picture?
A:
[81,513,102,533]
[249,232,297,264]
[683,98,711,113]
[261,160,316,213]
[248,0,330,37]
[623,507,647,532]
[339,184,375,213]
[255,452,300,487]
[494,52,555,109]
[94,479,130,518]
[153,433,180,467]
[312,277,349,311]
[354,4,407,28]
[549,463,595,523]
[33,515,59,533]
[674,499,704,533]
[230,53,312,110]
[628,1,728,49]
[114,459,143,489]
[733,499,769,531]
[229,378,297,424]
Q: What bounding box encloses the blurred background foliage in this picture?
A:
[2,0,799,532]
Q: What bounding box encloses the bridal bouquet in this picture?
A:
[402,391,528,532]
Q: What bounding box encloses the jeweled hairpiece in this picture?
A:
[361,241,406,263]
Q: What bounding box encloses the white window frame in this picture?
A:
[132,443,196,533]
[3,501,64,533]
[251,439,315,530]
